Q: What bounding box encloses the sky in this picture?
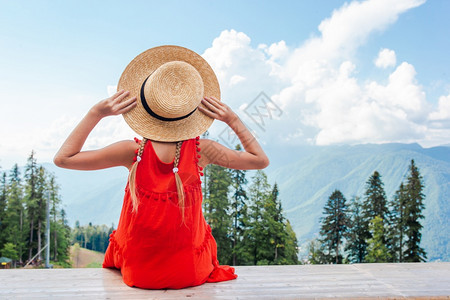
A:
[0,0,449,169]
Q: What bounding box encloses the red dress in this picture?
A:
[103,138,237,289]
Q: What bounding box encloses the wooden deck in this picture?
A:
[1,263,449,299]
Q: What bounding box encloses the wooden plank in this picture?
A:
[0,263,449,299]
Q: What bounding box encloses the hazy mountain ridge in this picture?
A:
[42,164,129,227]
[35,143,449,261]
[265,143,450,261]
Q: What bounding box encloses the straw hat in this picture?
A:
[118,45,220,142]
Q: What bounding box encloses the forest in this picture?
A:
[0,152,71,268]
[309,160,427,264]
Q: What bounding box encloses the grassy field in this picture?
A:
[70,244,105,268]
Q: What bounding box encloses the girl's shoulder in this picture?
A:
[105,139,141,169]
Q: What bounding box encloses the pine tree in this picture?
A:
[319,189,349,264]
[24,151,39,262]
[365,216,390,263]
[202,164,233,264]
[246,170,271,265]
[4,164,26,264]
[233,200,253,265]
[259,183,298,265]
[35,166,48,262]
[361,171,389,259]
[229,145,249,265]
[48,174,60,260]
[0,171,7,247]
[403,160,427,262]
[387,183,408,262]
[345,196,366,263]
[258,183,284,264]
[284,220,299,264]
[51,208,71,267]
[1,159,70,268]
[363,171,389,222]
[268,184,285,263]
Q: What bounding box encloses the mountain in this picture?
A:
[264,143,450,262]
[42,143,449,261]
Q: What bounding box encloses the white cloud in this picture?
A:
[375,48,397,68]
[366,62,429,121]
[265,40,289,61]
[428,94,450,129]
[3,0,445,169]
[229,75,246,86]
[201,0,450,148]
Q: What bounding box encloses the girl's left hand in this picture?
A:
[198,96,237,125]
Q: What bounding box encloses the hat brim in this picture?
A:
[118,45,220,142]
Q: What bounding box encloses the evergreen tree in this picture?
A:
[71,222,114,254]
[363,171,389,222]
[46,174,71,265]
[403,160,427,262]
[365,216,390,263]
[319,189,349,264]
[246,170,271,265]
[202,164,233,264]
[0,171,7,247]
[35,166,48,262]
[361,171,389,259]
[24,151,39,262]
[1,157,71,267]
[48,174,61,260]
[258,183,284,264]
[345,196,366,263]
[51,208,71,267]
[229,144,249,265]
[387,182,408,262]
[4,164,26,264]
[259,183,298,265]
[284,220,299,264]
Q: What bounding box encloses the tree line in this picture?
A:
[0,152,71,268]
[202,145,299,266]
[309,159,426,264]
[72,221,114,253]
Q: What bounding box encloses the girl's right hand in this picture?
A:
[91,90,137,118]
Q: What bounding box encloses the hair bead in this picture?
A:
[173,141,186,223]
[129,137,148,213]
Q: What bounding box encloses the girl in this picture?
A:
[54,46,269,289]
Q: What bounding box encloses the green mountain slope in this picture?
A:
[266,143,450,261]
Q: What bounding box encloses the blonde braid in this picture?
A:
[173,141,185,220]
[129,138,148,213]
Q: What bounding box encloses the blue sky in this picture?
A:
[0,0,449,169]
